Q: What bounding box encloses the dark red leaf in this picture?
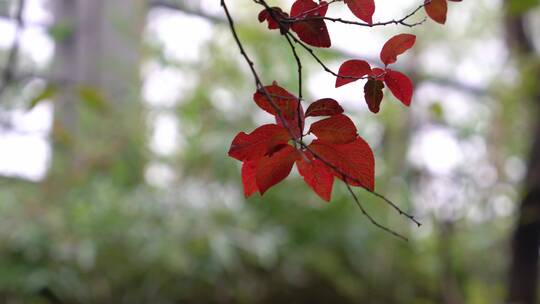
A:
[305,98,344,117]
[291,0,327,18]
[309,114,358,144]
[253,83,297,118]
[309,138,375,190]
[384,69,413,106]
[425,0,447,24]
[380,34,416,66]
[253,83,304,138]
[318,1,329,16]
[344,0,375,24]
[364,79,385,113]
[228,124,290,161]
[335,60,371,88]
[290,0,331,47]
[275,112,304,140]
[291,20,331,48]
[256,145,299,194]
[296,155,334,201]
[242,161,258,197]
[258,7,289,31]
[369,67,386,81]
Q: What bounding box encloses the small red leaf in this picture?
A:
[253,83,297,118]
[344,0,375,24]
[380,34,416,66]
[296,156,334,201]
[335,60,371,88]
[318,1,329,16]
[274,110,304,140]
[425,0,447,24]
[309,114,358,144]
[384,69,413,106]
[258,7,289,31]
[369,67,386,81]
[290,0,331,47]
[310,138,375,190]
[256,145,299,194]
[242,161,258,197]
[291,20,331,48]
[364,80,385,113]
[290,0,329,18]
[228,124,290,161]
[305,98,344,117]
[253,83,304,138]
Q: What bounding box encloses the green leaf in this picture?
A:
[77,86,108,112]
[28,85,57,109]
[508,0,539,14]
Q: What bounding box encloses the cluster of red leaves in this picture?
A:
[229,83,374,201]
[335,33,416,113]
[424,0,462,24]
[259,0,377,48]
[229,0,462,202]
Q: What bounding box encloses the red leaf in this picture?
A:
[369,67,386,81]
[305,98,344,117]
[242,161,258,197]
[425,0,447,24]
[296,156,334,201]
[258,7,289,31]
[318,1,329,16]
[291,20,331,48]
[364,79,385,113]
[256,145,299,194]
[253,83,297,118]
[309,138,375,190]
[335,60,371,88]
[228,124,290,161]
[384,69,413,106]
[253,83,304,138]
[344,0,375,24]
[291,0,327,18]
[309,114,357,144]
[274,111,304,140]
[380,34,416,66]
[290,0,331,47]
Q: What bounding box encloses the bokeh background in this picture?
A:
[0,0,539,303]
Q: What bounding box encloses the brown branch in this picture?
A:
[344,179,408,241]
[284,0,428,28]
[152,0,485,96]
[221,0,298,142]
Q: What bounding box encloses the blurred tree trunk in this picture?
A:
[49,0,147,188]
[505,3,540,303]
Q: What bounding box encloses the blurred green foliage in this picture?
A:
[0,0,535,303]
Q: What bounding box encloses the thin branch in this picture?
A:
[152,1,486,95]
[344,180,408,241]
[221,0,298,142]
[283,32,304,141]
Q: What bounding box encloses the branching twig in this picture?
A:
[283,33,304,141]
[292,1,429,28]
[222,0,421,240]
[344,178,408,241]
